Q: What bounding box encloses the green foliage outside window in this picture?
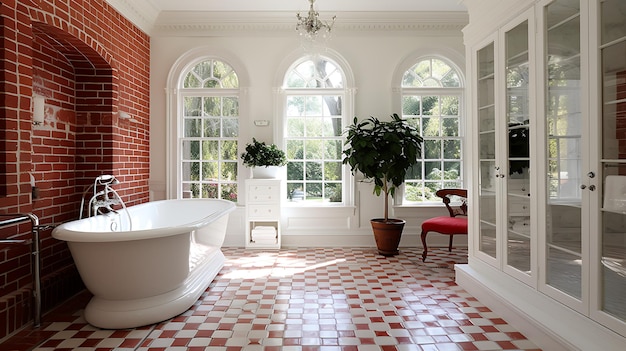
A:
[284,56,345,203]
[180,59,239,202]
[401,57,463,202]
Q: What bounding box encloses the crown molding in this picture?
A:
[105,1,468,37]
[151,11,468,37]
[106,0,159,34]
[462,0,533,43]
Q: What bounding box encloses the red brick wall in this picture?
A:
[0,0,149,339]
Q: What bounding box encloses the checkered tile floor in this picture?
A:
[6,247,541,351]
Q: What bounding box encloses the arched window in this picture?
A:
[283,56,347,204]
[401,57,464,202]
[179,59,239,201]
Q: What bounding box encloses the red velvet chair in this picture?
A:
[420,189,468,261]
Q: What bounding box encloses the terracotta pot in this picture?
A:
[370,218,406,256]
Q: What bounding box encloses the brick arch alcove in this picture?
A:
[0,0,150,340]
[32,21,118,204]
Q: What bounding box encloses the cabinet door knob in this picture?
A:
[580,184,586,189]
[589,185,596,191]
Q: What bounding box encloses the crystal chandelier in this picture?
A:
[295,0,336,42]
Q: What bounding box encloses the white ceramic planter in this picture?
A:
[251,166,281,179]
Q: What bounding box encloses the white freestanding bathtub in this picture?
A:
[52,199,235,329]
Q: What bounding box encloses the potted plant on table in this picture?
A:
[241,138,287,179]
[343,113,423,256]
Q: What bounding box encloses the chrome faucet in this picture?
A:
[78,175,133,231]
[89,175,122,216]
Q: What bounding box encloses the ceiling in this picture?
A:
[143,0,468,13]
[106,0,469,35]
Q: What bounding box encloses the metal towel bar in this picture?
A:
[0,213,44,328]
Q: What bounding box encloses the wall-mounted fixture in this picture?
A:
[119,111,139,123]
[30,173,39,199]
[32,95,45,125]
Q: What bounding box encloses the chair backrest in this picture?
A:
[435,188,467,218]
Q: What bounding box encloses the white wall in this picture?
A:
[149,22,467,248]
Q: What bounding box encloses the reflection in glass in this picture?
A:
[506,20,531,273]
[601,0,626,46]
[478,42,497,259]
[600,0,626,321]
[547,246,582,298]
[480,222,497,257]
[545,0,583,299]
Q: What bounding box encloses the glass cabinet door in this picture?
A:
[544,0,583,301]
[505,20,532,275]
[478,42,498,259]
[598,0,626,324]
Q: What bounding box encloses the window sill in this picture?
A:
[393,203,445,209]
[283,201,355,208]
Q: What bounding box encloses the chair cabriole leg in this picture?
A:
[421,231,428,261]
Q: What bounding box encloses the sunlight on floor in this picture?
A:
[223,252,347,279]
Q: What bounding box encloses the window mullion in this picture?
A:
[400,57,464,204]
[178,59,239,201]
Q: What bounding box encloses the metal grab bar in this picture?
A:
[0,213,43,328]
[0,239,28,244]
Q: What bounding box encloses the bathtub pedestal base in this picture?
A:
[84,249,225,329]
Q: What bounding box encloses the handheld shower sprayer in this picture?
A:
[95,175,119,186]
[79,174,132,230]
[80,175,121,219]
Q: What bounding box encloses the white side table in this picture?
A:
[245,179,281,248]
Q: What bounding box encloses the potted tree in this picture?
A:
[343,113,423,256]
[241,138,288,178]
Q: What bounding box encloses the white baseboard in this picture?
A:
[456,263,626,351]
[224,230,468,249]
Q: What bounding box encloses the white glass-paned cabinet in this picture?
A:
[595,0,626,332]
[462,0,626,348]
[474,9,536,286]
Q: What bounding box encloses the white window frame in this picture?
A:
[179,87,239,201]
[276,51,356,207]
[392,52,466,206]
[165,49,249,202]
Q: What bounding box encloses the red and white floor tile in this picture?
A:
[4,248,541,351]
